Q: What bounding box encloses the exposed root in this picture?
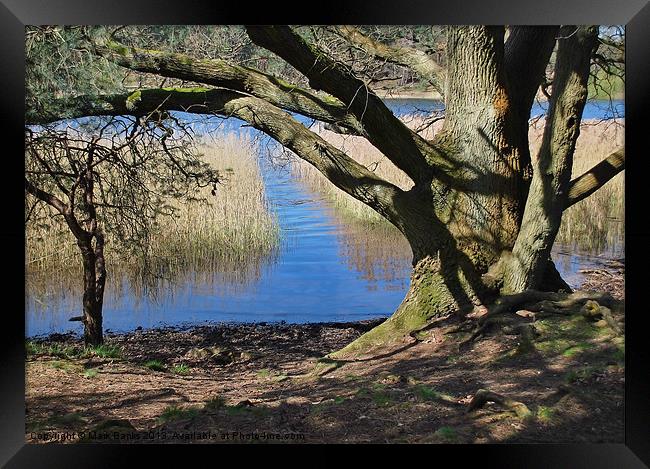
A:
[479,290,620,324]
[459,290,624,347]
[308,286,623,377]
[466,389,533,420]
[298,313,465,379]
[300,358,346,380]
[307,324,444,378]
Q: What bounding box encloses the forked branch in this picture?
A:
[93,40,365,136]
[27,88,406,226]
[246,25,447,182]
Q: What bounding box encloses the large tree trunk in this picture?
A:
[331,26,564,359]
[503,26,599,293]
[331,250,486,359]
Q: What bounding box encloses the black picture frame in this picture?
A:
[3,1,649,466]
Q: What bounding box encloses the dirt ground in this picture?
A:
[25,264,625,444]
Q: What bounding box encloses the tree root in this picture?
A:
[479,290,620,325]
[304,331,427,379]
[306,290,623,378]
[466,389,533,420]
[301,316,457,378]
[581,300,623,335]
[459,290,624,347]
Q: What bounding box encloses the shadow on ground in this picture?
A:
[25,291,624,444]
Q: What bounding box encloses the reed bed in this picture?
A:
[149,134,280,272]
[291,115,624,256]
[539,119,625,255]
[26,132,281,292]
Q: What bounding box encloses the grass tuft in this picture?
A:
[171,363,190,375]
[414,384,441,401]
[434,426,457,441]
[143,360,167,372]
[204,395,227,410]
[26,341,122,360]
[26,341,79,359]
[158,405,199,423]
[537,406,556,422]
[83,344,122,359]
[256,368,272,378]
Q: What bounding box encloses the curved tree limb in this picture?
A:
[93,40,366,136]
[27,88,407,227]
[25,177,88,242]
[245,25,452,182]
[25,178,67,214]
[332,25,446,97]
[565,148,625,209]
[96,37,454,178]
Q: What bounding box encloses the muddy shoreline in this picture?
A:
[28,318,387,374]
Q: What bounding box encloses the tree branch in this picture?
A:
[95,34,455,181]
[245,25,446,183]
[28,88,407,226]
[26,88,218,125]
[332,25,446,97]
[504,26,559,119]
[505,26,600,293]
[565,148,624,209]
[93,40,365,135]
[24,178,68,214]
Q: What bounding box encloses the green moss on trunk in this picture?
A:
[330,255,482,360]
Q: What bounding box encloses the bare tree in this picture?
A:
[25,116,220,345]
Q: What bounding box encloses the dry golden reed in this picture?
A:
[25,132,280,278]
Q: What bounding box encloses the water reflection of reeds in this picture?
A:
[291,125,414,223]
[334,215,412,286]
[26,252,276,320]
[290,129,415,286]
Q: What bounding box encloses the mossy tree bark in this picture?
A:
[27,25,625,357]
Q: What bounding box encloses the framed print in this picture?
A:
[3,0,649,466]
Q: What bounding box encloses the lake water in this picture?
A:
[384,98,625,120]
[25,99,625,337]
